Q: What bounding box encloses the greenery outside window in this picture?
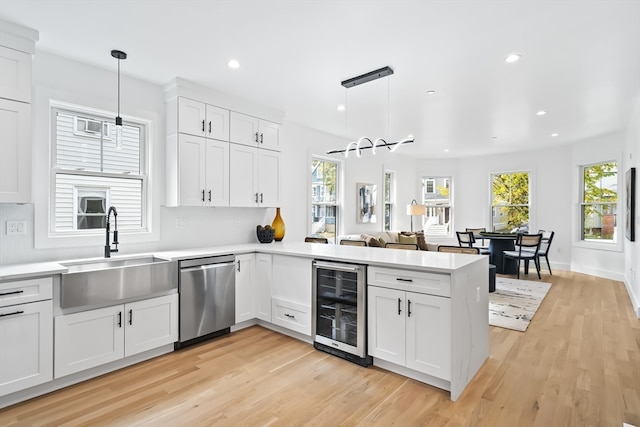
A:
[581,162,617,242]
[311,158,339,243]
[51,105,147,235]
[491,171,530,232]
[422,176,451,236]
[384,171,394,231]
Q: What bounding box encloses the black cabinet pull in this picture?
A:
[202,120,205,132]
[284,313,295,319]
[255,193,259,203]
[0,310,24,317]
[237,261,241,272]
[255,132,259,142]
[208,121,212,134]
[118,311,122,328]
[202,189,205,202]
[260,133,263,144]
[408,300,412,317]
[129,309,133,325]
[397,298,402,315]
[208,190,212,202]
[260,193,263,203]
[0,290,24,297]
[396,278,413,283]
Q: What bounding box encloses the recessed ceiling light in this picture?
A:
[228,59,240,69]
[551,133,559,137]
[337,105,345,111]
[426,90,436,95]
[444,148,449,152]
[536,110,547,116]
[505,53,521,63]
[491,136,498,140]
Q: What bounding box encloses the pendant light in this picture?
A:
[327,66,414,157]
[111,49,127,149]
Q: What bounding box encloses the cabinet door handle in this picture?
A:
[237,261,241,272]
[0,290,24,297]
[284,313,295,319]
[202,189,205,202]
[202,119,205,132]
[0,310,24,317]
[260,193,263,203]
[129,309,133,325]
[118,311,122,328]
[396,278,413,283]
[255,132,259,143]
[260,133,263,144]
[408,300,412,317]
[397,298,402,315]
[208,190,212,202]
[208,120,212,134]
[255,193,259,203]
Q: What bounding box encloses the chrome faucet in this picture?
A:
[105,206,119,258]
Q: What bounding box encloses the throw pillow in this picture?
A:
[398,233,418,245]
[360,234,381,247]
[400,231,428,250]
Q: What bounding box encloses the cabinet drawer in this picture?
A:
[367,267,450,297]
[0,277,53,307]
[271,298,311,336]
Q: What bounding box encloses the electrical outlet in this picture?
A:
[176,218,187,229]
[6,220,26,235]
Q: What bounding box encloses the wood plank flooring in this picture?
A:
[1,270,638,426]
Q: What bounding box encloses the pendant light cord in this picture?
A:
[117,58,121,117]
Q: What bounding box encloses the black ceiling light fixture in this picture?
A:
[111,49,127,149]
[327,66,414,157]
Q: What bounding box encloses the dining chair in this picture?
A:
[537,230,555,274]
[502,233,543,279]
[465,227,488,247]
[305,237,328,243]
[457,231,490,255]
[340,239,367,247]
[437,245,480,254]
[385,242,419,250]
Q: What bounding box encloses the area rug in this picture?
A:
[489,277,552,331]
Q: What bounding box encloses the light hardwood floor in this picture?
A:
[1,270,638,426]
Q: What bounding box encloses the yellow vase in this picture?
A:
[272,207,285,241]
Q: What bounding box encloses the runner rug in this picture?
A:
[489,277,552,331]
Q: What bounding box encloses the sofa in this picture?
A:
[340,231,440,251]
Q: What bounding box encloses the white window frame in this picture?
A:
[37,100,154,249]
[383,170,395,231]
[490,170,531,233]
[422,176,453,237]
[310,155,341,243]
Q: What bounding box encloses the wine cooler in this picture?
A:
[312,260,372,366]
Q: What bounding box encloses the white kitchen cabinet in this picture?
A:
[0,300,53,397]
[255,253,272,322]
[178,97,229,141]
[55,294,178,378]
[0,98,31,203]
[230,111,280,151]
[368,285,451,381]
[229,144,281,207]
[235,253,256,323]
[270,255,312,336]
[0,46,31,103]
[177,134,229,206]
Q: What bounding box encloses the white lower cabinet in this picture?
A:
[368,285,451,381]
[235,253,256,323]
[0,300,53,397]
[55,294,178,378]
[270,255,312,335]
[255,253,272,322]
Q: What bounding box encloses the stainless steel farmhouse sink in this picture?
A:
[60,256,178,309]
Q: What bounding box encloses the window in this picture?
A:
[311,158,339,243]
[491,171,529,232]
[51,105,147,235]
[384,171,394,231]
[580,161,617,242]
[422,176,451,236]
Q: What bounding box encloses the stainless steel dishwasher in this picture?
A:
[177,255,236,347]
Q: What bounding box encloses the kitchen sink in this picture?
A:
[60,256,178,310]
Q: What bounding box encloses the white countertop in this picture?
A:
[0,242,484,281]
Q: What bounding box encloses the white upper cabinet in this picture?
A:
[0,99,31,203]
[0,46,31,103]
[178,97,229,141]
[230,112,280,151]
[229,144,280,207]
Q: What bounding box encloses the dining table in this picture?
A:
[477,232,519,274]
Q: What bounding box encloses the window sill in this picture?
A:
[573,239,622,253]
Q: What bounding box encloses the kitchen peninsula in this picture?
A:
[0,242,488,406]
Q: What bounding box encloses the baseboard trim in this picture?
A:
[623,275,640,318]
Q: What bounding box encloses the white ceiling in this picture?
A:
[1,0,639,158]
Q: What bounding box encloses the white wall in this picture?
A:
[623,96,640,316]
